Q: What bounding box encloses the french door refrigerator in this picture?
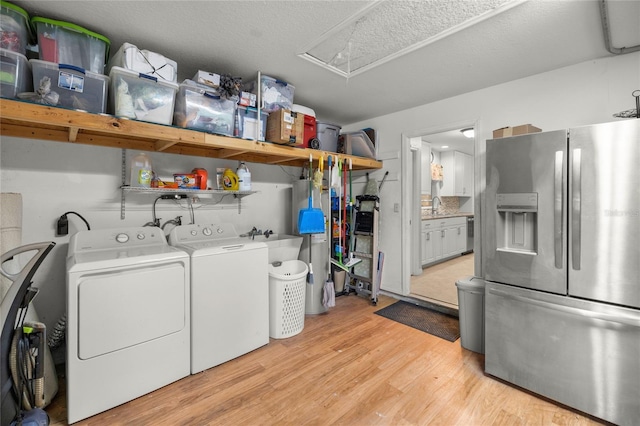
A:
[483,119,640,426]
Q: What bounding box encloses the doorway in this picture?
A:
[409,126,476,310]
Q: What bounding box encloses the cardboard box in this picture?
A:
[238,91,256,107]
[493,124,542,138]
[291,111,304,146]
[266,109,304,145]
[193,70,220,88]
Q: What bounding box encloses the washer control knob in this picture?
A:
[137,233,145,240]
[203,227,212,236]
[115,233,129,243]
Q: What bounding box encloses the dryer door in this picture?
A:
[76,261,187,360]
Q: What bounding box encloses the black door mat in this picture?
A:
[375,301,460,342]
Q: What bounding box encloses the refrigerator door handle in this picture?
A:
[488,287,640,327]
[554,151,564,269]
[571,148,582,270]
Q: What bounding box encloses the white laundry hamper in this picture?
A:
[268,260,307,339]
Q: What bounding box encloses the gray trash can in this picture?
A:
[455,276,485,354]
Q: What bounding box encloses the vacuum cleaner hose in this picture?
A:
[47,314,66,349]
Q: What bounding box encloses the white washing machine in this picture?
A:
[66,227,190,424]
[168,223,269,374]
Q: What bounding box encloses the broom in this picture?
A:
[298,154,325,235]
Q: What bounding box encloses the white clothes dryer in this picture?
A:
[168,223,269,374]
[66,227,190,424]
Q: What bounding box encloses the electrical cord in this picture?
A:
[56,211,91,236]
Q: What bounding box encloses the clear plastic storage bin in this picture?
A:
[235,105,268,141]
[108,42,177,83]
[245,74,294,113]
[341,130,376,159]
[31,17,110,74]
[0,48,31,99]
[268,260,307,339]
[173,79,236,135]
[1,1,31,55]
[109,66,178,125]
[29,59,108,113]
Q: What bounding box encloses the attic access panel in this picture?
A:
[299,0,522,78]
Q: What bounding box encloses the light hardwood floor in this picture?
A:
[411,253,475,310]
[46,293,605,425]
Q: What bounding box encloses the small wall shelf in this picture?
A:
[120,186,257,218]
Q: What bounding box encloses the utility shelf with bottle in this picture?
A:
[120,151,256,218]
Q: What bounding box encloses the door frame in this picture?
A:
[400,120,478,296]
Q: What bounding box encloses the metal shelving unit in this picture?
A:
[346,194,380,305]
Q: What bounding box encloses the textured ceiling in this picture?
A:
[303,0,515,76]
[10,0,640,126]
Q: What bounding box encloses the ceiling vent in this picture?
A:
[299,0,524,78]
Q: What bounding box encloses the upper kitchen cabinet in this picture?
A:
[440,150,473,197]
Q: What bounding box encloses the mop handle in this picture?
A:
[308,154,313,209]
[349,158,353,206]
[343,158,347,256]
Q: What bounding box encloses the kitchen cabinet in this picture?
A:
[421,221,440,265]
[0,99,382,171]
[421,216,467,267]
[440,151,473,197]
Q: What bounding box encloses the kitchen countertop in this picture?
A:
[421,212,474,220]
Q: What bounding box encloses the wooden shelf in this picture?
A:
[0,99,382,170]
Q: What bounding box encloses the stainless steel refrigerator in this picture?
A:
[483,119,640,426]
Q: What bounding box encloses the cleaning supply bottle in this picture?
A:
[222,168,239,190]
[129,152,153,188]
[237,161,251,191]
[192,168,208,190]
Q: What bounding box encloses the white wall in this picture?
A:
[0,139,299,335]
[343,51,640,296]
[1,51,638,334]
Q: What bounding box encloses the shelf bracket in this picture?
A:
[68,126,79,142]
[155,140,179,152]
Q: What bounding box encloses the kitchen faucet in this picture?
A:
[431,196,442,215]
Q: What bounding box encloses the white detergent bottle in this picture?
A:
[130,152,153,188]
[237,161,251,191]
